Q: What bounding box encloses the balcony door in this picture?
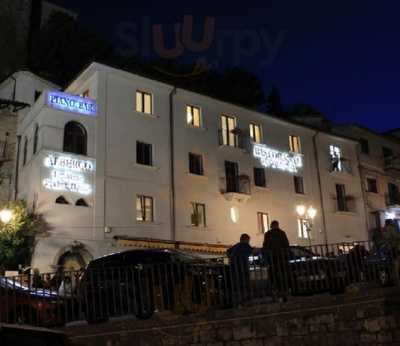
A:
[225,161,239,193]
[388,183,399,204]
[221,115,237,147]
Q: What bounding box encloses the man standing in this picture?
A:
[227,234,254,304]
[263,221,290,300]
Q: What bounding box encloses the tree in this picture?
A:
[0,200,47,273]
[266,86,284,116]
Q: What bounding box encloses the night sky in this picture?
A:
[52,0,400,133]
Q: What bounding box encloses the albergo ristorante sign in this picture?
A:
[47,91,97,116]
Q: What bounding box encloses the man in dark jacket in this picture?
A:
[263,221,290,299]
[227,234,254,303]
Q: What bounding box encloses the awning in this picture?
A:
[113,236,230,256]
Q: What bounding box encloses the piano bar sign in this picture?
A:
[253,143,303,173]
[47,91,97,116]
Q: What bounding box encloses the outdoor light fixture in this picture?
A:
[0,209,13,224]
[307,206,317,220]
[296,205,306,217]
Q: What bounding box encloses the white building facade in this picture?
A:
[17,63,370,272]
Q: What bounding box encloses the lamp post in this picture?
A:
[0,209,13,224]
[296,205,317,247]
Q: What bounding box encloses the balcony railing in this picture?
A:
[221,175,251,202]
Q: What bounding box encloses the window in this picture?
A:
[336,184,348,212]
[63,121,87,156]
[294,176,305,194]
[76,198,89,207]
[33,124,39,155]
[186,105,201,127]
[289,135,301,153]
[190,202,206,227]
[55,196,69,205]
[249,123,262,143]
[189,153,204,175]
[136,141,152,166]
[136,90,152,114]
[136,195,154,222]
[382,147,393,158]
[254,167,266,187]
[22,137,28,166]
[220,115,237,147]
[360,138,370,155]
[34,90,42,101]
[330,145,342,172]
[82,90,90,98]
[366,178,378,193]
[257,212,269,234]
[388,183,400,205]
[225,161,239,193]
[298,219,309,239]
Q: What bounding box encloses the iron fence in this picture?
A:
[0,240,398,327]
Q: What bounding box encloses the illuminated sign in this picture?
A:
[47,91,97,116]
[42,153,95,195]
[253,143,303,173]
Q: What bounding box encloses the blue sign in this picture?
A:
[47,91,97,116]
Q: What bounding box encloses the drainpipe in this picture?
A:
[313,131,328,246]
[14,135,21,200]
[169,87,177,241]
[356,148,370,240]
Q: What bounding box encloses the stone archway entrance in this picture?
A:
[56,243,93,271]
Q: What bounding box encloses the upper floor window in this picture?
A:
[136,141,153,166]
[82,90,90,98]
[136,90,153,114]
[189,153,204,175]
[136,195,154,222]
[55,196,69,205]
[360,138,370,155]
[254,167,266,187]
[33,124,39,155]
[330,145,343,172]
[336,184,348,212]
[294,176,305,194]
[249,123,262,143]
[382,147,393,158]
[366,178,378,193]
[22,137,28,166]
[63,121,87,156]
[257,212,269,234]
[298,218,309,239]
[289,135,301,153]
[186,105,201,128]
[76,198,89,207]
[34,90,42,102]
[220,114,237,147]
[190,202,206,227]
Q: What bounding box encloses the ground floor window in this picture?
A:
[298,218,309,239]
[257,212,269,233]
[136,195,154,222]
[190,202,206,227]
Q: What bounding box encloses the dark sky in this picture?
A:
[52,0,400,133]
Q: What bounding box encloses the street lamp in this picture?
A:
[296,205,317,246]
[0,209,13,224]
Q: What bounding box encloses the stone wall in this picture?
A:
[66,287,400,346]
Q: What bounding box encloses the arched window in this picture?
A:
[76,198,89,207]
[22,137,28,166]
[63,121,87,155]
[56,196,70,205]
[33,124,39,155]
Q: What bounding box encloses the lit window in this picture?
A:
[249,123,262,143]
[294,176,305,194]
[63,121,87,156]
[136,90,153,114]
[136,195,154,222]
[298,218,309,239]
[254,167,266,187]
[220,115,237,147]
[257,212,269,233]
[289,135,301,153]
[330,145,342,172]
[230,207,239,223]
[186,105,201,127]
[190,202,206,227]
[136,141,153,166]
[189,153,204,175]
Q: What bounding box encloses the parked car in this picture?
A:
[249,246,347,295]
[79,249,228,323]
[0,277,61,326]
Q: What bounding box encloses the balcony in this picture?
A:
[329,157,352,175]
[384,155,400,173]
[333,195,357,213]
[221,175,251,203]
[385,193,400,207]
